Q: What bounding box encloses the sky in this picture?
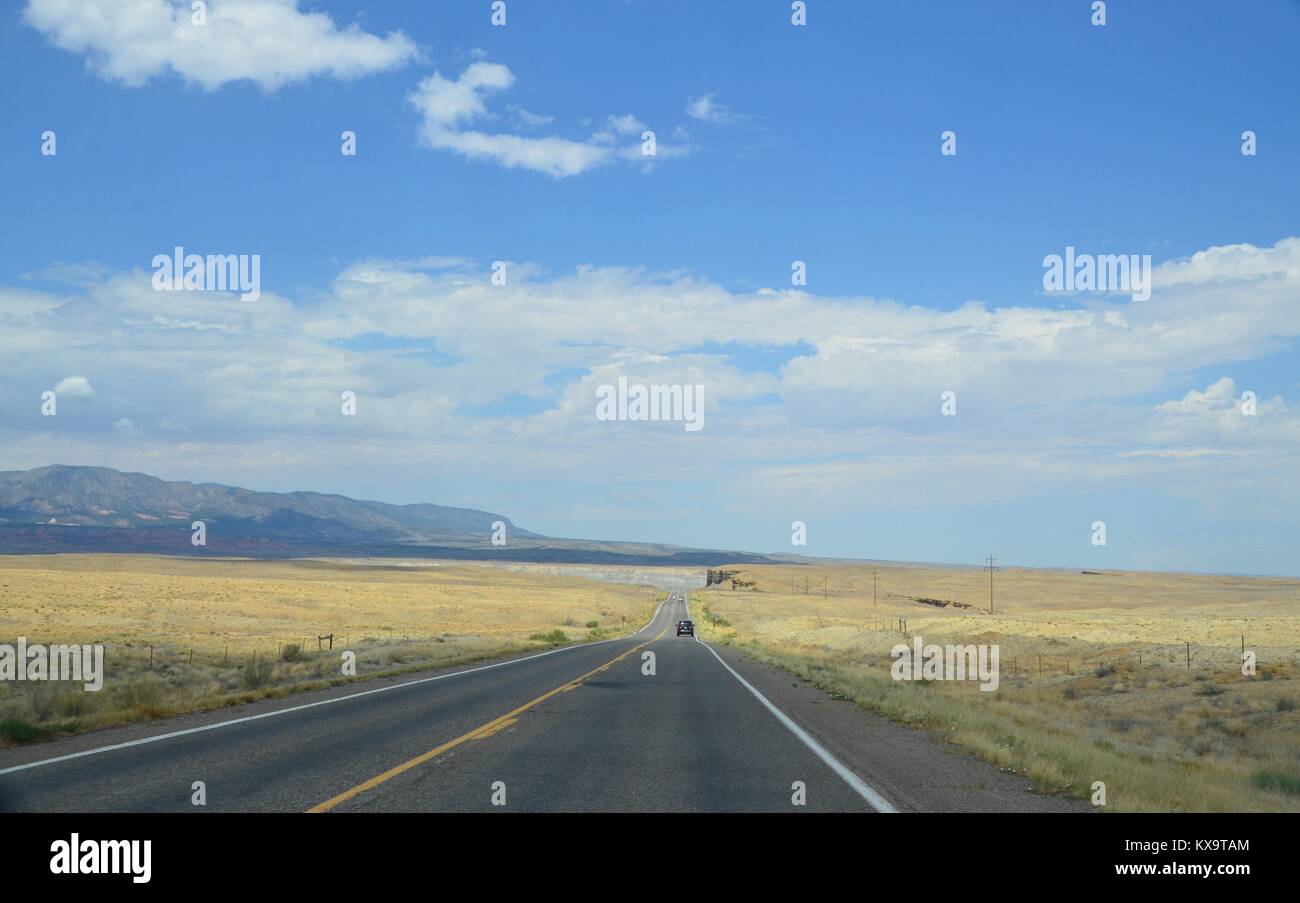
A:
[1,0,1299,575]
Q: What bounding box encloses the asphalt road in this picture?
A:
[0,595,1085,813]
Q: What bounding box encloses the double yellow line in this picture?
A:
[308,630,664,812]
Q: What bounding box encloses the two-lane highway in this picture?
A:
[317,595,890,812]
[0,594,1085,813]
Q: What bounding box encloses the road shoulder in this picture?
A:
[708,643,1091,813]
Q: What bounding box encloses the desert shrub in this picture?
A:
[529,630,568,644]
[0,717,54,743]
[117,677,165,710]
[281,643,303,662]
[27,685,57,722]
[55,685,97,718]
[241,658,274,689]
[1251,771,1300,797]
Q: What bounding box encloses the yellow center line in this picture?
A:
[307,628,666,812]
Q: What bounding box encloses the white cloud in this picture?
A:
[685,93,741,125]
[299,240,1300,433]
[408,62,681,178]
[591,114,653,146]
[5,237,1300,543]
[1156,377,1240,416]
[506,105,555,128]
[113,417,144,437]
[408,61,511,127]
[605,114,647,135]
[1146,377,1294,450]
[23,0,416,91]
[401,256,471,271]
[1116,448,1232,459]
[425,130,613,179]
[53,376,95,398]
[23,261,111,287]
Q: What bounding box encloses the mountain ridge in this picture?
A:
[0,465,778,566]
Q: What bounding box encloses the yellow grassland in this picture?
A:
[690,562,1300,812]
[0,554,660,741]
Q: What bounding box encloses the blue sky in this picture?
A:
[2,1,1299,575]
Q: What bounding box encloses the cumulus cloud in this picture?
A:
[1156,377,1241,417]
[23,0,417,91]
[305,237,1300,440]
[53,376,95,398]
[1146,377,1294,450]
[408,62,682,177]
[4,237,1300,545]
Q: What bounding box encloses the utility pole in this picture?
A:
[984,554,999,614]
[872,570,878,606]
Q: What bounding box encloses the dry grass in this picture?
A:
[0,554,660,743]
[692,562,1300,812]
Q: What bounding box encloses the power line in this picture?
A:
[983,554,999,614]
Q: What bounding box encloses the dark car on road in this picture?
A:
[676,619,694,637]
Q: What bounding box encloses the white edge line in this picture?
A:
[0,595,673,778]
[692,625,899,814]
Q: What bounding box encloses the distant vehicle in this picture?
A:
[676,619,694,637]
